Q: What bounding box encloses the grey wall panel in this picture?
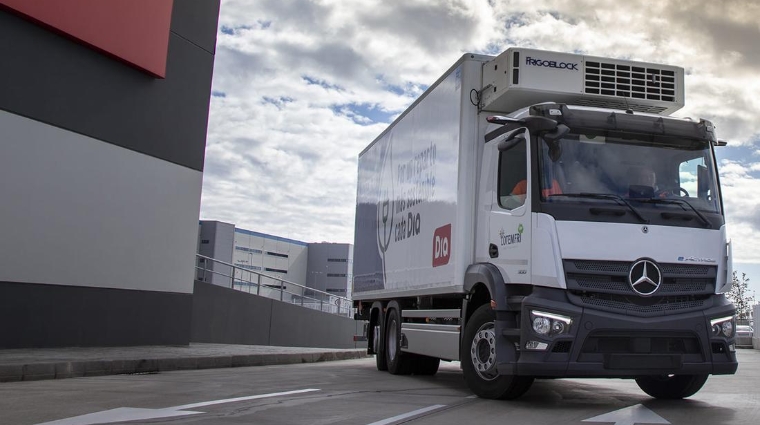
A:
[269,301,359,349]
[0,110,201,294]
[0,6,214,171]
[171,0,221,54]
[191,281,366,349]
[0,281,192,348]
[191,280,272,345]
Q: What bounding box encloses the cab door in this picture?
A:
[485,128,533,284]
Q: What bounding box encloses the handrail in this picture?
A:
[195,254,352,317]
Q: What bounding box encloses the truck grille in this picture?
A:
[576,293,707,314]
[584,61,677,103]
[563,259,717,316]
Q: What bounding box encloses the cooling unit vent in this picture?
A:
[585,61,677,103]
[569,98,668,114]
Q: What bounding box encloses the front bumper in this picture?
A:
[497,287,738,378]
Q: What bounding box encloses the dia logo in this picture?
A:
[432,224,451,267]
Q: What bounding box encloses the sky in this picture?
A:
[200,0,760,295]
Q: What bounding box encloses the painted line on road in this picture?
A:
[366,404,447,425]
[583,404,670,425]
[35,388,322,425]
[173,388,321,409]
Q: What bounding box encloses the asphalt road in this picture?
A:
[2,349,758,425]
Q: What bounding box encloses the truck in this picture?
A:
[351,47,737,400]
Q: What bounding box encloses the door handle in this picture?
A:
[489,243,499,258]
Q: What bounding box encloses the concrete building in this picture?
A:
[0,1,220,348]
[307,243,354,300]
[197,221,353,302]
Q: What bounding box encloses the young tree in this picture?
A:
[726,271,755,321]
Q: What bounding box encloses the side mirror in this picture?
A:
[522,116,558,133]
[543,124,570,142]
[543,124,569,162]
[498,132,526,152]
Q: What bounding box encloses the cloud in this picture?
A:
[201,0,760,270]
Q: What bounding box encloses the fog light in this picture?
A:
[729,344,736,352]
[533,317,551,335]
[525,341,548,350]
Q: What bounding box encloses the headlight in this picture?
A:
[530,310,572,337]
[532,317,551,335]
[722,321,734,338]
[710,316,735,338]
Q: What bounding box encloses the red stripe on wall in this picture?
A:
[0,0,173,78]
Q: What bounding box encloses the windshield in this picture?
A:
[538,130,722,214]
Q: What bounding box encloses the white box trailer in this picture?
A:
[352,48,737,400]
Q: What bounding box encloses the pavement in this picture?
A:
[0,343,369,383]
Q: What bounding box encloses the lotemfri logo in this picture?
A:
[432,224,451,267]
[525,56,579,71]
[499,224,524,246]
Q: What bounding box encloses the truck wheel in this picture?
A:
[462,304,533,400]
[385,308,413,375]
[412,355,440,375]
[635,374,708,399]
[373,312,388,371]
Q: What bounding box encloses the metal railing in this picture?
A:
[195,254,353,317]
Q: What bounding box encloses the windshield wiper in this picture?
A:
[548,193,649,223]
[640,198,712,228]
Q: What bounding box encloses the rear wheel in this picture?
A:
[385,308,413,375]
[462,304,533,399]
[635,374,708,399]
[373,309,388,371]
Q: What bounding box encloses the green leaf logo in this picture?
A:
[518,224,524,234]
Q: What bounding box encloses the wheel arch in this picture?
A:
[463,263,508,324]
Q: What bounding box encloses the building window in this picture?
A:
[235,246,263,254]
[266,251,288,258]
[265,267,287,273]
[236,264,261,271]
[327,273,347,277]
[326,288,347,293]
[201,239,210,244]
[327,258,347,262]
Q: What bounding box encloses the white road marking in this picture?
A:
[583,404,670,425]
[34,388,321,425]
[366,404,447,425]
[174,388,320,409]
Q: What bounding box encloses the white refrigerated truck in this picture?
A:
[352,48,737,400]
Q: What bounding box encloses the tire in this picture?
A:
[635,374,708,399]
[373,311,388,371]
[462,304,534,400]
[412,355,440,376]
[385,308,413,375]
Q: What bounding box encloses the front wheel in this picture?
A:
[461,304,533,399]
[635,374,708,399]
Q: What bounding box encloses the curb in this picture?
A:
[0,350,369,383]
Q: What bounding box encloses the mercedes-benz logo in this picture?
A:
[628,259,662,296]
